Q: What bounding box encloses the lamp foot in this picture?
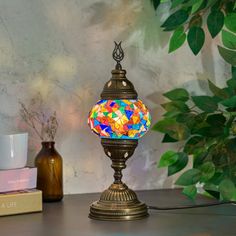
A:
[89,183,149,221]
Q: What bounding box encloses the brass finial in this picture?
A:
[101,41,137,100]
[112,41,124,70]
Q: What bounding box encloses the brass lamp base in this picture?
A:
[89,183,148,221]
[89,139,149,221]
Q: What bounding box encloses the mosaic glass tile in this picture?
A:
[88,99,151,139]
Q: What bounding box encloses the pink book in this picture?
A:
[0,167,37,193]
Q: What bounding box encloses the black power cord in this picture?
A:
[148,201,236,210]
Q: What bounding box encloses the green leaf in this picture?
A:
[223,87,235,97]
[222,30,236,50]
[206,114,226,126]
[225,1,235,13]
[162,133,178,143]
[192,96,218,112]
[208,79,229,99]
[169,27,187,53]
[171,124,190,140]
[211,0,221,10]
[191,0,204,14]
[161,10,189,30]
[226,78,236,89]
[152,118,175,133]
[175,169,201,186]
[158,150,178,167]
[182,185,197,199]
[212,152,228,167]
[163,88,189,101]
[163,110,181,118]
[177,113,198,130]
[204,183,220,199]
[226,138,236,153]
[207,10,224,38]
[232,66,236,79]
[193,112,208,122]
[183,0,201,7]
[199,162,215,182]
[193,151,209,168]
[161,101,190,113]
[220,95,236,108]
[210,171,224,185]
[176,113,195,123]
[206,0,218,8]
[152,118,190,140]
[219,179,236,200]
[184,136,205,155]
[171,0,185,9]
[225,13,236,33]
[218,46,236,66]
[187,27,205,55]
[197,126,224,137]
[204,183,218,192]
[151,0,160,10]
[168,152,188,176]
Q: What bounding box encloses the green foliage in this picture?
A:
[152,118,190,140]
[168,152,188,176]
[219,179,236,200]
[233,67,236,79]
[199,162,215,182]
[218,46,236,66]
[150,0,160,10]
[192,96,218,112]
[182,185,197,199]
[158,150,179,167]
[153,79,236,200]
[175,169,202,185]
[169,27,186,53]
[191,0,205,14]
[207,10,224,38]
[171,0,185,9]
[151,0,236,200]
[225,13,236,33]
[187,27,205,55]
[222,30,236,50]
[189,14,203,27]
[161,9,189,31]
[220,95,236,108]
[208,79,229,99]
[152,0,236,67]
[163,88,189,101]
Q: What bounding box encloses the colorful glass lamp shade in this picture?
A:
[88,42,151,221]
[88,99,151,139]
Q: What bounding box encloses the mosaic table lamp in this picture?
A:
[88,42,151,221]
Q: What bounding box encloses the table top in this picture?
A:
[0,189,235,236]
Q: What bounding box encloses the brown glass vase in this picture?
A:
[35,141,63,202]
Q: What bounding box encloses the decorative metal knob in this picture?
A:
[112,41,124,70]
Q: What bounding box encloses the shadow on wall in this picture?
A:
[84,0,170,50]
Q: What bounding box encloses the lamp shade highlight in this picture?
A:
[88,99,151,139]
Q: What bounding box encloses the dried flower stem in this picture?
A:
[19,101,58,141]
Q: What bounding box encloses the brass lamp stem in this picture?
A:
[112,162,124,184]
[89,139,148,221]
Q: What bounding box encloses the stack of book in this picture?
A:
[0,167,42,216]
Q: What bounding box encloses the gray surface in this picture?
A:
[0,189,235,236]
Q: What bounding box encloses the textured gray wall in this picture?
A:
[0,0,230,194]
